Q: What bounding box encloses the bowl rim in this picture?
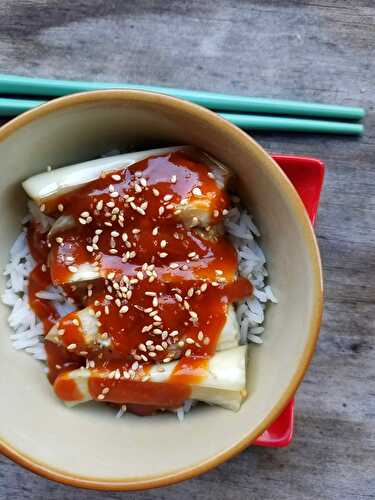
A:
[0,89,323,491]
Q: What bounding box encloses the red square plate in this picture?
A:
[254,154,324,447]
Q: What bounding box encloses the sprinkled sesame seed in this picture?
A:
[120,305,129,314]
[40,203,46,212]
[109,248,118,254]
[79,218,87,225]
[213,209,219,218]
[110,191,119,198]
[208,172,215,179]
[152,188,160,196]
[67,343,77,350]
[137,271,144,280]
[86,245,94,252]
[58,203,64,212]
[164,194,173,201]
[112,174,121,181]
[159,206,165,216]
[171,175,177,183]
[41,264,47,272]
[68,265,78,273]
[198,331,204,341]
[140,177,147,187]
[111,230,120,237]
[149,352,157,358]
[192,216,199,226]
[152,227,159,236]
[152,296,158,307]
[201,282,208,291]
[96,200,104,210]
[163,357,172,363]
[215,269,224,275]
[159,252,168,258]
[160,240,167,248]
[187,287,194,297]
[189,310,198,319]
[211,281,219,287]
[174,293,183,302]
[169,262,179,269]
[145,291,156,296]
[192,187,202,196]
[222,209,229,215]
[97,394,105,400]
[153,315,162,322]
[185,349,192,357]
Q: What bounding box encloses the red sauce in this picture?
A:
[27,151,252,413]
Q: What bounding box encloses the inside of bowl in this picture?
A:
[0,95,321,484]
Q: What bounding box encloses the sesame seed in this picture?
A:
[145,291,156,296]
[174,293,183,302]
[96,200,104,210]
[40,204,46,212]
[213,209,219,218]
[152,227,159,236]
[115,369,121,380]
[222,209,229,215]
[149,352,157,358]
[170,174,177,183]
[212,281,219,287]
[140,177,147,187]
[152,296,158,307]
[68,265,78,273]
[198,331,204,341]
[110,191,119,198]
[137,271,144,280]
[80,211,90,218]
[41,264,47,272]
[183,300,190,310]
[159,252,168,258]
[97,394,105,400]
[152,188,160,196]
[169,262,179,269]
[109,249,118,254]
[86,245,94,252]
[192,187,202,196]
[67,343,77,350]
[201,282,208,292]
[189,311,198,319]
[187,287,194,297]
[188,251,197,258]
[170,330,179,337]
[208,172,215,179]
[112,174,121,181]
[159,207,165,216]
[111,230,120,237]
[154,315,162,322]
[109,184,115,192]
[160,240,167,248]
[192,217,199,226]
[215,269,224,275]
[186,337,194,344]
[72,318,80,326]
[58,203,64,212]
[107,272,115,280]
[185,349,192,357]
[79,218,87,225]
[120,305,129,314]
[164,194,173,201]
[135,183,142,193]
[107,201,115,208]
[163,357,172,363]
[57,329,65,336]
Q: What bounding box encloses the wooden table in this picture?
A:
[1,1,374,499]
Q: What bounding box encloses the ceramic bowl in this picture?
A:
[0,90,322,490]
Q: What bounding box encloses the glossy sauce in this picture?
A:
[27,151,252,413]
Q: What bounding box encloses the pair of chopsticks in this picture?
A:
[0,73,365,135]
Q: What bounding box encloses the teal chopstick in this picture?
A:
[0,73,365,121]
[0,98,364,135]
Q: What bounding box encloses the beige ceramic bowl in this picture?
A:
[0,91,322,490]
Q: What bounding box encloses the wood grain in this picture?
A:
[0,1,374,499]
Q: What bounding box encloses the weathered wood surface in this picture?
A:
[0,1,374,499]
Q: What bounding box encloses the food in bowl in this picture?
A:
[2,146,276,417]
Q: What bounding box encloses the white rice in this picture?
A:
[1,199,276,419]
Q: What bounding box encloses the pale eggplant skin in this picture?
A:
[54,345,248,412]
[22,146,230,203]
